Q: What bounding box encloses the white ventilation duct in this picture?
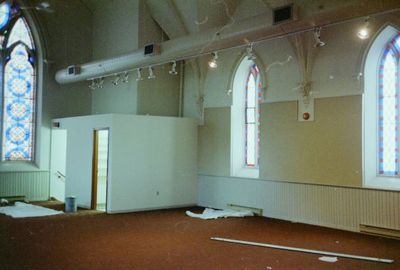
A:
[55,3,400,84]
[55,12,274,84]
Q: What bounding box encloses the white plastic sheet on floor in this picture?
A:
[318,256,338,263]
[186,208,254,220]
[0,202,63,218]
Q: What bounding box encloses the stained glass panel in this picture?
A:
[245,64,260,167]
[378,35,400,176]
[2,44,35,161]
[6,18,34,50]
[0,3,10,30]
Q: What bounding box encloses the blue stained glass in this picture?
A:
[0,3,11,30]
[2,44,35,161]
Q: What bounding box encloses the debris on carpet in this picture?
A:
[318,256,338,263]
[0,202,63,218]
[186,208,253,220]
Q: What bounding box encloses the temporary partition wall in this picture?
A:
[53,114,197,213]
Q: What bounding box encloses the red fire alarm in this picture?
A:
[303,112,310,120]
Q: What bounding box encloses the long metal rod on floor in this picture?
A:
[211,237,394,264]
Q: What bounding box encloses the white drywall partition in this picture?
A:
[109,115,198,213]
[53,114,197,212]
[54,115,113,209]
[50,129,67,202]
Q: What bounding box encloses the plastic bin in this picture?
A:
[65,196,77,212]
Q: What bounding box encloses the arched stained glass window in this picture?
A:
[0,2,37,161]
[7,18,34,49]
[378,33,400,176]
[245,64,261,167]
[378,34,400,176]
[231,56,262,178]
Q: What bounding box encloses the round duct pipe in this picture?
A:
[55,12,274,84]
[55,2,400,84]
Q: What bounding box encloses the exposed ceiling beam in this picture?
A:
[56,1,400,84]
[145,0,188,38]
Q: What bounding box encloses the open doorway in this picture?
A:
[50,129,67,202]
[91,129,109,212]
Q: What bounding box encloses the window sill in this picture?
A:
[232,166,259,179]
[364,176,400,191]
[0,161,40,172]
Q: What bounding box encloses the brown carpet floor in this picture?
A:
[0,203,399,270]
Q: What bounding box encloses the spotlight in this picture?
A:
[357,28,369,39]
[122,71,129,83]
[112,74,121,86]
[89,80,96,90]
[136,68,143,81]
[148,66,156,79]
[246,44,256,60]
[313,27,326,48]
[169,61,178,75]
[208,52,218,69]
[97,77,104,88]
[357,17,370,39]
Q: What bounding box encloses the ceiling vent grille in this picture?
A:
[273,4,296,25]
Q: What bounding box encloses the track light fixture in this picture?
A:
[246,43,256,60]
[169,61,178,75]
[89,79,96,90]
[122,71,129,83]
[313,27,326,48]
[97,77,105,88]
[112,74,121,86]
[148,66,156,79]
[136,68,143,81]
[208,52,218,69]
[357,17,370,39]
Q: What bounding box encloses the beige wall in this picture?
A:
[198,96,362,187]
[260,96,362,187]
[190,11,392,187]
[198,107,230,176]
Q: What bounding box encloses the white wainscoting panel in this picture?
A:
[0,171,49,201]
[198,175,400,232]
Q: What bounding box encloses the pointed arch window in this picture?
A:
[231,57,262,178]
[0,2,37,161]
[364,25,400,190]
[245,64,261,167]
[377,33,400,176]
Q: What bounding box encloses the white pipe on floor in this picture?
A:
[210,237,394,264]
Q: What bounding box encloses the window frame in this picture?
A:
[231,56,263,178]
[0,1,41,170]
[363,25,400,190]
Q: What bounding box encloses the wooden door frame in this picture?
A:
[91,128,110,211]
[91,130,99,210]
